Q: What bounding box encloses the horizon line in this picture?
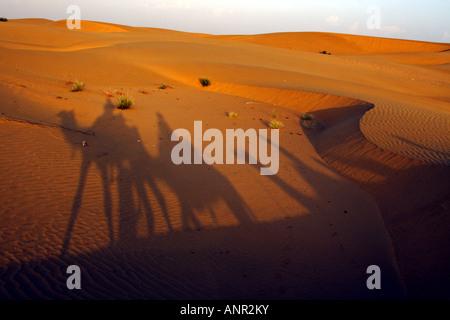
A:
[7,17,450,45]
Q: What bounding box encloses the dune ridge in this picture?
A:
[52,20,133,33]
[212,32,450,55]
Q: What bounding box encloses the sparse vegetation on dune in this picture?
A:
[269,119,284,129]
[300,120,316,130]
[158,84,167,90]
[300,112,314,121]
[319,50,331,55]
[300,112,317,130]
[0,17,8,22]
[199,78,211,87]
[116,94,134,110]
[228,112,238,119]
[70,80,85,92]
[103,88,117,97]
[103,88,126,97]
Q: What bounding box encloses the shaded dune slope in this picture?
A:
[306,104,450,299]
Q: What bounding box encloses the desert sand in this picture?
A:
[0,19,449,299]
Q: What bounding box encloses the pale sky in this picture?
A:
[1,0,449,42]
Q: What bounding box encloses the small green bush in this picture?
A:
[301,120,316,130]
[319,50,331,55]
[199,78,211,87]
[269,119,284,129]
[158,84,167,89]
[300,112,316,129]
[228,112,238,119]
[70,80,85,92]
[300,112,314,121]
[116,94,134,110]
[0,17,8,22]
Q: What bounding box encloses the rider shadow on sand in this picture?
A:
[57,100,255,254]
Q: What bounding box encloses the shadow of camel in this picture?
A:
[0,102,407,300]
[154,112,255,230]
[58,101,116,253]
[57,100,255,254]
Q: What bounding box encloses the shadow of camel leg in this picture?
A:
[182,206,201,231]
[134,178,155,236]
[99,164,114,246]
[61,159,91,255]
[222,188,255,226]
[147,179,173,232]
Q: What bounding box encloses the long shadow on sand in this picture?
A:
[0,101,406,299]
[58,99,254,253]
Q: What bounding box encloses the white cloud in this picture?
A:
[380,25,406,35]
[324,15,340,27]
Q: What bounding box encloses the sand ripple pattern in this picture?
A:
[361,102,450,165]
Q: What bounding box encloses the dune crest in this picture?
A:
[212,32,450,55]
[52,20,132,33]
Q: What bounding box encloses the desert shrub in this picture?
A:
[228,111,238,119]
[301,120,316,130]
[199,78,211,87]
[103,88,118,97]
[70,80,85,92]
[269,119,284,129]
[116,94,134,110]
[300,112,317,129]
[0,17,8,22]
[319,50,331,55]
[158,84,167,89]
[300,112,314,121]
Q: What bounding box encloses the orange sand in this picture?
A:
[0,19,449,299]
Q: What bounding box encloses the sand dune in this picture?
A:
[0,19,449,299]
[212,32,450,55]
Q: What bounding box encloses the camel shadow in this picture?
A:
[0,102,407,300]
[57,100,255,254]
